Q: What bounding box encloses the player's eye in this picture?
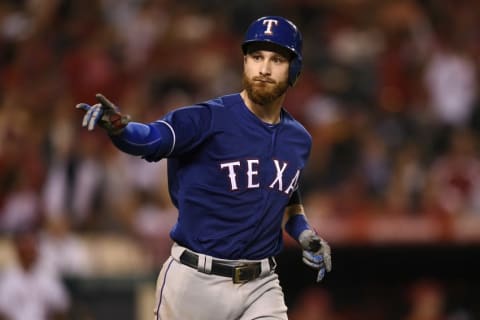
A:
[272,55,287,64]
[251,54,263,61]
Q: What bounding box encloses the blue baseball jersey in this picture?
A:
[111,93,311,259]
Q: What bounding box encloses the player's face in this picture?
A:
[243,50,290,105]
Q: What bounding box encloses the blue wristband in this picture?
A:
[285,214,311,240]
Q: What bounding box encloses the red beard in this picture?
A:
[243,73,288,105]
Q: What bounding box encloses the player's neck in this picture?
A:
[240,91,284,125]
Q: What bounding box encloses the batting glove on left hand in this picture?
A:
[299,229,332,282]
[76,93,130,135]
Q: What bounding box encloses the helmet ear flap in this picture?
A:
[288,57,302,86]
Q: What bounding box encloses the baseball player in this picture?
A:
[76,16,332,320]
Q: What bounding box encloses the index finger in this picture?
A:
[75,103,91,111]
[95,93,115,109]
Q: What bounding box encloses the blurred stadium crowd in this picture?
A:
[1,0,480,319]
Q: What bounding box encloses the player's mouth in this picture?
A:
[253,77,275,84]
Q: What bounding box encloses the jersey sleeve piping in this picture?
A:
[158,120,176,156]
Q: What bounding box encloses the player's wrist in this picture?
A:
[285,213,312,241]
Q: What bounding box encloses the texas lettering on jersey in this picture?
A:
[111,93,311,259]
[220,159,300,195]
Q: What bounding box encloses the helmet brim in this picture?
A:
[242,40,296,61]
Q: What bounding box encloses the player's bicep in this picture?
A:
[162,105,214,156]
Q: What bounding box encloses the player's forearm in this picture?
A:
[283,204,305,227]
[283,188,313,240]
[110,121,174,158]
[284,208,312,241]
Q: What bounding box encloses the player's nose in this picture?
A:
[259,60,272,76]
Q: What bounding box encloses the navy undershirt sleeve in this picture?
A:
[287,188,302,206]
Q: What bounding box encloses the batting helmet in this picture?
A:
[242,16,303,86]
